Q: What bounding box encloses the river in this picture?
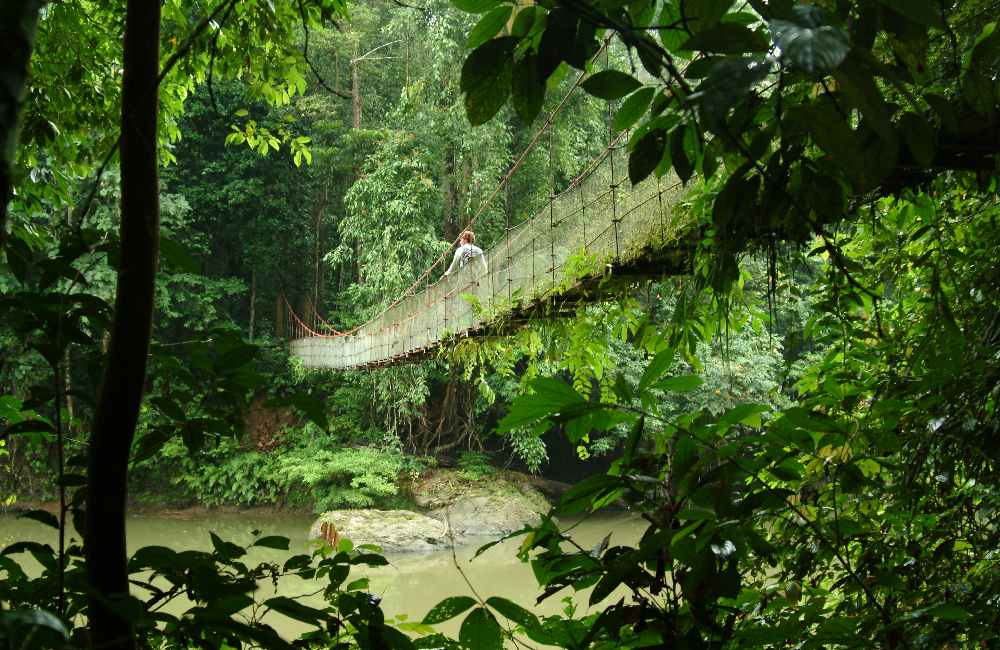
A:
[0,509,645,639]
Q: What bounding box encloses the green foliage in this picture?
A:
[1,525,399,649]
[130,413,415,512]
[157,438,288,507]
[434,180,1000,648]
[456,450,495,481]
[456,0,1000,282]
[278,445,405,510]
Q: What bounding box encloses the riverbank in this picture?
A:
[0,500,316,517]
[2,468,571,520]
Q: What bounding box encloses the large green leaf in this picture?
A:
[962,23,1000,115]
[512,54,545,124]
[771,7,850,74]
[497,377,588,432]
[0,609,70,642]
[459,607,503,650]
[927,603,971,621]
[264,596,331,626]
[462,37,516,125]
[638,347,676,392]
[485,596,539,629]
[289,394,329,431]
[658,1,689,51]
[717,403,771,429]
[422,596,477,624]
[833,55,893,139]
[655,375,704,392]
[613,87,654,133]
[209,532,246,561]
[693,56,771,129]
[451,0,499,13]
[461,38,516,94]
[131,428,174,464]
[160,236,200,274]
[252,535,290,550]
[2,419,54,437]
[628,128,667,185]
[467,6,512,49]
[681,23,770,54]
[670,126,694,184]
[510,6,536,37]
[580,70,642,100]
[18,510,58,530]
[682,0,735,32]
[558,473,626,513]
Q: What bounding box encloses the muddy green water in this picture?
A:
[1,510,645,639]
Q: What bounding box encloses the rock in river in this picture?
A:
[309,509,448,553]
[407,469,553,539]
[430,494,545,539]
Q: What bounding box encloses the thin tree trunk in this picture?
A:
[442,148,456,241]
[64,349,74,428]
[351,58,361,129]
[249,266,256,340]
[85,1,160,648]
[350,48,361,283]
[335,49,341,93]
[54,359,66,616]
[314,186,328,311]
[461,157,472,220]
[0,0,43,247]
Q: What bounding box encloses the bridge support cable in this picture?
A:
[282,46,699,369]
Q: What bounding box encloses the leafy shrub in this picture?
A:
[456,451,496,480]
[160,438,289,507]
[277,446,404,510]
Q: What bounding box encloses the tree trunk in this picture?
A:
[314,186,328,311]
[0,0,43,247]
[85,1,160,648]
[351,59,361,130]
[460,156,472,225]
[442,147,456,241]
[249,266,256,340]
[64,349,74,428]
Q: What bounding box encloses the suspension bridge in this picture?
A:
[280,145,694,370]
[280,44,697,370]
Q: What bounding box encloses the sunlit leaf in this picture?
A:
[422,596,477,624]
[771,7,850,74]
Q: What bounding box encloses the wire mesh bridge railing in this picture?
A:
[283,144,694,370]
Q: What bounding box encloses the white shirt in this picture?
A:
[444,243,487,276]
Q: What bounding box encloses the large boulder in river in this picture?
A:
[430,494,543,538]
[309,510,448,553]
[406,469,557,539]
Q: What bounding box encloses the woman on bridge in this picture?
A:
[444,229,488,277]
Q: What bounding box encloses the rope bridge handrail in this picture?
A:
[285,140,693,369]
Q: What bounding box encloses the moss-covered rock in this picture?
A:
[308,470,566,553]
[405,469,559,539]
[309,509,448,552]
